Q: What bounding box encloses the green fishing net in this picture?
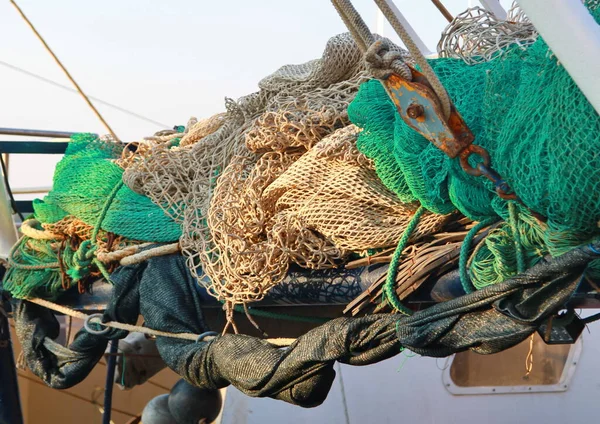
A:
[33,134,181,242]
[349,3,600,288]
[3,134,182,299]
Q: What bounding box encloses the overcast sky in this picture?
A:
[0,0,513,189]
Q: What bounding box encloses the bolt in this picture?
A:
[407,103,425,119]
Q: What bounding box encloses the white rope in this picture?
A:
[119,243,180,266]
[27,297,295,347]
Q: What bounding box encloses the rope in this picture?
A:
[9,0,119,140]
[383,206,425,315]
[96,244,150,263]
[19,219,62,240]
[331,0,375,53]
[7,237,58,270]
[27,298,295,347]
[373,0,452,119]
[92,181,123,243]
[67,181,125,284]
[431,0,454,23]
[508,201,526,273]
[119,243,179,266]
[331,0,412,80]
[459,218,498,293]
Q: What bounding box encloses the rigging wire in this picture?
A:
[0,60,170,129]
[10,0,119,140]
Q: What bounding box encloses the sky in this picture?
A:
[0,0,514,191]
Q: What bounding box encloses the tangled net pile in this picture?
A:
[4,2,600,314]
[3,134,183,299]
[437,2,537,65]
[121,33,452,306]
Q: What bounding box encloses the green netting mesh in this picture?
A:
[33,134,181,242]
[349,4,600,288]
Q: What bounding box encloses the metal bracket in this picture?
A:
[538,309,586,345]
[381,68,474,158]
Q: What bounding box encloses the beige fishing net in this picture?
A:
[437,3,537,65]
[121,32,445,305]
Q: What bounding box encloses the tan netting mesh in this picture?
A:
[195,126,449,304]
[41,216,135,256]
[120,32,446,305]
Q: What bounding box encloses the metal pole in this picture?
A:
[431,0,454,23]
[102,340,119,424]
[0,299,24,424]
[0,157,18,260]
[516,0,600,116]
[0,128,81,139]
[479,0,508,19]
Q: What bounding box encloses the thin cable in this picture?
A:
[10,0,119,140]
[0,60,170,129]
[336,363,351,424]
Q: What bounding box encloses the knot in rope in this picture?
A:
[365,40,412,81]
[67,240,97,282]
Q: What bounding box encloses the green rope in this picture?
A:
[508,201,526,273]
[88,182,125,285]
[383,206,425,315]
[7,237,60,270]
[459,218,498,294]
[94,258,113,282]
[63,181,124,284]
[231,303,330,324]
[92,181,124,243]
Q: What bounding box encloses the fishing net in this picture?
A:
[437,4,537,65]
[2,216,139,299]
[122,33,373,223]
[2,132,181,299]
[198,125,449,304]
[119,33,443,306]
[6,2,599,308]
[349,1,600,289]
[33,134,180,242]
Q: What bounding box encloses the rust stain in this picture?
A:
[383,68,474,159]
